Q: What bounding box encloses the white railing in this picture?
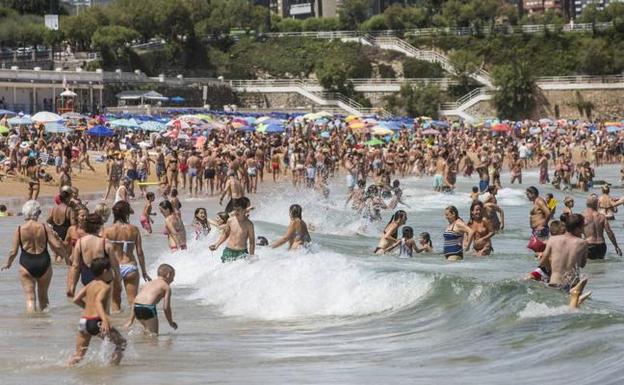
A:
[536,75,624,84]
[262,22,613,39]
[441,87,490,110]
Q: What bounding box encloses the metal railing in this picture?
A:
[262,22,613,39]
[441,87,490,110]
[536,75,624,84]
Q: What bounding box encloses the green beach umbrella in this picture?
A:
[364,138,384,146]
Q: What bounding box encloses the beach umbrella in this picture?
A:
[349,122,366,130]
[606,126,622,133]
[320,131,330,138]
[110,118,141,129]
[240,125,256,132]
[265,123,284,133]
[372,127,393,136]
[61,112,85,120]
[44,122,69,133]
[170,96,185,103]
[431,120,449,129]
[256,116,272,124]
[345,115,359,123]
[0,125,9,134]
[31,111,63,123]
[87,125,114,137]
[166,119,190,130]
[492,123,511,132]
[364,138,384,146]
[8,115,33,125]
[0,109,16,117]
[422,128,440,135]
[140,121,167,132]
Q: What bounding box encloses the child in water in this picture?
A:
[192,207,211,240]
[470,186,480,203]
[125,263,177,334]
[384,226,423,258]
[68,257,126,366]
[418,232,434,252]
[140,192,156,234]
[159,200,187,251]
[170,189,182,215]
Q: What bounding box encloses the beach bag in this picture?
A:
[527,234,546,253]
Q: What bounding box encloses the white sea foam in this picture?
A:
[518,301,576,319]
[155,242,432,320]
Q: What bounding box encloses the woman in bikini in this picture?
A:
[374,210,407,255]
[467,201,495,256]
[270,204,312,250]
[102,201,151,313]
[66,213,120,301]
[443,205,474,261]
[2,200,67,312]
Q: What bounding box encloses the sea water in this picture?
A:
[1,166,623,384]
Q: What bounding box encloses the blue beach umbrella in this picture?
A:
[87,125,114,137]
[266,124,284,133]
[170,96,185,103]
[0,109,16,117]
[606,125,622,133]
[110,118,141,130]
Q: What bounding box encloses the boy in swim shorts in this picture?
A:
[125,263,177,334]
[68,257,126,366]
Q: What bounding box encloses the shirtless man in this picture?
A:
[187,151,201,197]
[245,155,258,194]
[220,171,246,214]
[526,186,551,252]
[433,152,447,192]
[209,202,256,263]
[443,157,458,191]
[583,194,621,260]
[539,214,590,308]
[538,153,550,185]
[203,150,217,196]
[483,186,505,232]
[510,154,523,184]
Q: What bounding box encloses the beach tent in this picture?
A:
[87,125,114,137]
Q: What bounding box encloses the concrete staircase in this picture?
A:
[438,87,493,123]
[230,79,391,117]
[368,36,493,88]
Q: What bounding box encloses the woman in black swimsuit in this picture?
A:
[47,189,73,263]
[2,200,67,312]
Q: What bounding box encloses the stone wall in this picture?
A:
[537,89,624,119]
[465,99,496,120]
[237,92,316,110]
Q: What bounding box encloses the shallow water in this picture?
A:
[1,167,624,384]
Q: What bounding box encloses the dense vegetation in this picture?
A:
[1,0,624,118]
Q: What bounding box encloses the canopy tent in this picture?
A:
[116,90,169,105]
[60,89,77,97]
[87,125,114,137]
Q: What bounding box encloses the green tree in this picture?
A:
[402,57,445,78]
[578,38,614,75]
[61,7,108,51]
[316,57,353,95]
[91,25,140,68]
[338,0,372,30]
[360,14,387,31]
[276,18,303,32]
[449,49,479,92]
[397,82,442,118]
[492,61,537,120]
